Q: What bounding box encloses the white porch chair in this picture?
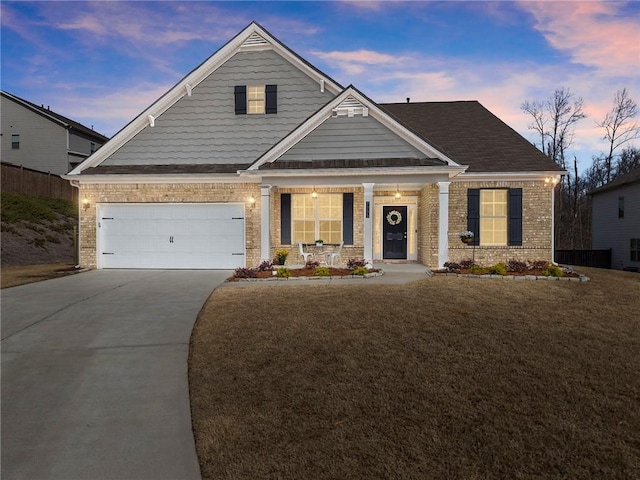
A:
[327,241,344,266]
[298,241,314,263]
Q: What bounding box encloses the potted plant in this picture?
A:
[315,239,324,246]
[459,231,474,245]
[274,249,289,265]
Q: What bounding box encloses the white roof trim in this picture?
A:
[248,87,459,170]
[457,171,566,181]
[241,165,466,178]
[61,173,259,185]
[66,22,342,176]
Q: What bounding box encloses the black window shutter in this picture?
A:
[265,84,277,114]
[508,188,523,246]
[467,189,480,246]
[234,85,246,115]
[281,193,291,244]
[343,193,354,245]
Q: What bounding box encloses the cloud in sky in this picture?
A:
[520,1,640,77]
[1,0,638,171]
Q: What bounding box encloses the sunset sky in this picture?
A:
[2,1,639,172]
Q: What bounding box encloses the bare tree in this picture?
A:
[521,88,586,170]
[615,146,640,177]
[597,88,640,182]
[521,100,547,155]
[521,88,587,250]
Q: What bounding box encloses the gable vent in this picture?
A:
[241,32,270,49]
[332,95,369,118]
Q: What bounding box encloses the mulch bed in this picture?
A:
[434,268,580,278]
[228,267,380,281]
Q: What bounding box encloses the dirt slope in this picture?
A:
[1,193,77,267]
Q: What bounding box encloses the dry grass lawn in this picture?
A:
[189,267,640,479]
[1,262,79,289]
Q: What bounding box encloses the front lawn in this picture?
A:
[189,267,639,479]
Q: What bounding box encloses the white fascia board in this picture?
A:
[68,22,341,175]
[456,171,566,182]
[241,165,467,178]
[61,174,260,185]
[249,87,459,170]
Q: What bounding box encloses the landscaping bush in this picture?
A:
[257,260,273,272]
[488,262,507,275]
[459,259,475,269]
[443,261,462,273]
[233,267,257,279]
[543,265,564,277]
[305,259,320,269]
[468,264,486,275]
[347,258,367,269]
[507,259,528,273]
[530,260,550,270]
[351,266,368,276]
[314,266,330,276]
[276,267,291,278]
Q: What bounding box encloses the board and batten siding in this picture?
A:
[592,182,640,269]
[0,95,69,175]
[278,115,425,161]
[103,50,335,166]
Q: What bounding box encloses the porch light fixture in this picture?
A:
[311,187,318,199]
[545,177,559,186]
[248,196,256,207]
[82,198,90,210]
[395,184,401,199]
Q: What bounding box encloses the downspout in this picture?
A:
[551,182,556,265]
[70,179,81,269]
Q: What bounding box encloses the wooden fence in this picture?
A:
[1,162,77,202]
[555,249,612,269]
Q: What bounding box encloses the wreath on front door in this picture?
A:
[386,210,403,226]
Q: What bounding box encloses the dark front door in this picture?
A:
[383,206,407,259]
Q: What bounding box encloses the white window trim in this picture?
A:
[480,189,508,247]
[292,193,342,244]
[247,85,265,115]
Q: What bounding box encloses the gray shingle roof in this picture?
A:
[82,164,250,175]
[589,166,640,195]
[380,101,564,173]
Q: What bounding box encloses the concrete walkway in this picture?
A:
[1,269,230,480]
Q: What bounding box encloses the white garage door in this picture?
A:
[97,203,245,269]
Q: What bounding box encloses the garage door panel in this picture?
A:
[98,203,245,269]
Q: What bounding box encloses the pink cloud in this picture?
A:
[313,49,402,65]
[519,1,640,76]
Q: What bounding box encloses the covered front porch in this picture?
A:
[252,172,459,269]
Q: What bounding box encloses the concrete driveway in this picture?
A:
[1,269,230,480]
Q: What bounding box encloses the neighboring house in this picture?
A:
[590,166,640,271]
[1,91,109,176]
[65,22,563,270]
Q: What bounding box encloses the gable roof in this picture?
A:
[589,166,640,195]
[380,101,564,173]
[67,21,342,176]
[1,91,109,143]
[247,86,460,173]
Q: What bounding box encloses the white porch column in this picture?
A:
[437,181,451,269]
[363,183,375,265]
[260,184,272,262]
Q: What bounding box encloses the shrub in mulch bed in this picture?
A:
[229,267,380,281]
[440,259,579,278]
